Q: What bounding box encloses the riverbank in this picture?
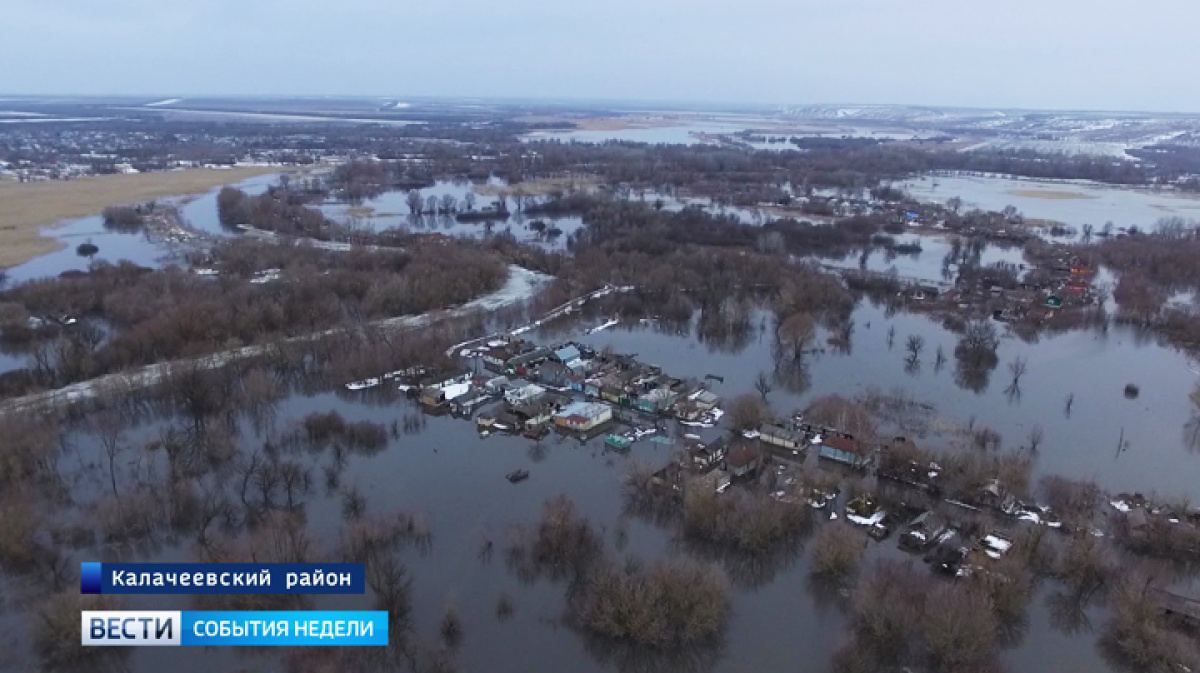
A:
[0,166,282,268]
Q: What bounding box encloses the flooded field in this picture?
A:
[320,181,585,250]
[900,174,1200,233]
[1,173,280,284]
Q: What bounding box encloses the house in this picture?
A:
[511,397,562,432]
[535,361,571,388]
[898,511,948,552]
[583,378,602,398]
[691,390,720,411]
[726,445,762,479]
[504,380,546,405]
[481,342,521,371]
[419,379,472,408]
[817,435,868,468]
[507,347,553,376]
[450,390,491,416]
[553,401,613,432]
[634,387,678,414]
[484,375,511,396]
[760,424,805,451]
[685,436,728,473]
[976,479,1019,515]
[553,344,582,364]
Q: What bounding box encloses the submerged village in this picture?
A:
[337,247,1200,614]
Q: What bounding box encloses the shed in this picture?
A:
[727,446,762,479]
[818,435,867,467]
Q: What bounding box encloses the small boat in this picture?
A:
[345,377,381,391]
[506,469,530,483]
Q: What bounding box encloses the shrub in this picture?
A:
[682,489,808,555]
[35,593,127,672]
[923,582,1001,673]
[571,558,729,648]
[1102,578,1200,673]
[849,561,929,663]
[301,411,388,453]
[810,523,866,579]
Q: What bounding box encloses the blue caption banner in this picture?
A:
[82,610,389,646]
[81,562,365,595]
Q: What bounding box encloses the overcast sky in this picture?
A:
[3,0,1198,112]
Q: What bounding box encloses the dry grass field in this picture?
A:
[0,166,281,268]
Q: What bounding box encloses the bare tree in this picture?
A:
[905,335,925,359]
[1008,357,1027,386]
[1064,393,1075,418]
[754,371,773,402]
[1028,425,1044,452]
[886,325,896,349]
[463,192,476,212]
[92,410,127,499]
[440,194,457,214]
[777,313,815,359]
[728,394,771,431]
[405,190,423,215]
[946,196,963,214]
[425,195,439,216]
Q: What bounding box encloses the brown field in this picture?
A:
[0,166,281,269]
[1009,189,1093,200]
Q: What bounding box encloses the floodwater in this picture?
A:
[524,122,748,145]
[900,174,1200,233]
[320,181,585,251]
[2,173,280,284]
[174,173,277,235]
[24,294,1183,672]
[554,304,1200,500]
[817,233,1028,285]
[5,175,1200,672]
